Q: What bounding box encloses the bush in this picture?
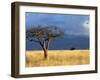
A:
[70,47,75,50]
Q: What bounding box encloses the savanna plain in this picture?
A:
[26,50,89,67]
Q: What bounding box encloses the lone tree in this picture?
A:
[26,25,64,59]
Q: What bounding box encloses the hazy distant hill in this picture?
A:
[26,34,89,50]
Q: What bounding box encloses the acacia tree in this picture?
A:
[26,25,64,59]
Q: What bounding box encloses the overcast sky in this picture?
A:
[25,12,90,37]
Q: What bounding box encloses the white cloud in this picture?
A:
[82,20,90,31]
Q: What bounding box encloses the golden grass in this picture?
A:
[26,50,90,67]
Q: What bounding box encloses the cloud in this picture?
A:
[82,20,89,31]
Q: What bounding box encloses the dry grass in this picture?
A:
[26,50,90,67]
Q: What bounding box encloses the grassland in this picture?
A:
[26,50,89,67]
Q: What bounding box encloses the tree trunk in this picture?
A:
[43,48,48,59]
[39,41,49,59]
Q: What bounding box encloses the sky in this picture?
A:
[25,12,90,37]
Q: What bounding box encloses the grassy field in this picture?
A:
[26,50,90,67]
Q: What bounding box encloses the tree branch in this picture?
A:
[29,39,40,43]
[45,40,50,49]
